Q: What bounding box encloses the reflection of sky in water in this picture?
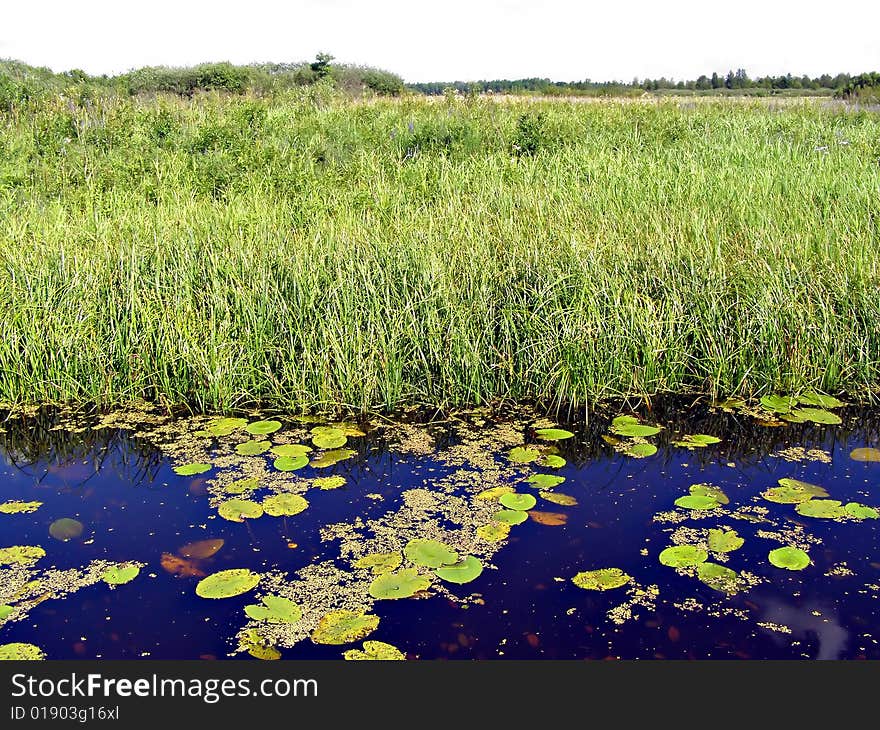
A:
[0,403,878,660]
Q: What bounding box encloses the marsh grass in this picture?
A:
[1,93,879,412]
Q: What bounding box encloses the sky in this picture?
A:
[2,0,878,83]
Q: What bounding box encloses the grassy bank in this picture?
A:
[1,92,879,412]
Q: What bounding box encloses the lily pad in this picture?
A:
[534,428,574,441]
[708,528,744,553]
[611,415,662,438]
[659,545,708,567]
[844,502,879,520]
[311,427,347,449]
[0,501,42,514]
[102,565,140,586]
[331,422,367,437]
[203,417,248,436]
[525,474,566,489]
[404,539,458,568]
[311,610,379,645]
[760,395,797,414]
[672,434,722,448]
[245,595,302,623]
[235,440,271,456]
[0,606,12,621]
[850,447,880,462]
[789,408,842,425]
[623,442,657,458]
[173,463,211,476]
[262,493,309,517]
[477,522,511,542]
[797,392,844,409]
[493,509,528,525]
[696,563,740,594]
[310,449,356,468]
[218,499,264,522]
[435,556,483,584]
[271,444,312,458]
[314,476,346,490]
[196,569,260,598]
[572,567,632,591]
[369,568,431,599]
[49,518,84,541]
[509,446,541,464]
[245,420,282,435]
[674,495,719,510]
[540,491,578,506]
[343,641,405,661]
[689,484,729,505]
[539,454,566,468]
[0,643,45,660]
[0,545,46,566]
[476,486,515,501]
[499,493,537,511]
[273,455,309,472]
[795,499,846,519]
[762,487,813,504]
[223,477,259,495]
[777,478,829,496]
[354,552,402,575]
[768,546,810,571]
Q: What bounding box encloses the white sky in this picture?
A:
[2,1,878,83]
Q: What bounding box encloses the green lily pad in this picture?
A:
[273,455,309,472]
[768,546,810,571]
[674,495,720,510]
[789,408,842,425]
[762,487,815,504]
[0,501,42,514]
[196,569,260,598]
[509,446,541,464]
[659,545,708,567]
[0,643,45,660]
[245,595,302,623]
[525,474,566,489]
[271,444,312,458]
[696,563,740,593]
[477,522,511,542]
[314,476,346,490]
[311,610,380,645]
[540,491,578,506]
[354,552,402,575]
[0,605,12,621]
[850,447,880,462]
[343,641,405,661]
[844,502,879,519]
[331,422,366,437]
[218,499,263,522]
[369,568,431,599]
[173,463,211,476]
[0,545,46,566]
[493,509,528,525]
[102,565,140,586]
[672,434,722,448]
[795,499,846,519]
[434,556,483,584]
[49,518,84,541]
[310,449,356,468]
[611,415,662,438]
[311,427,347,449]
[777,478,829,496]
[204,417,248,436]
[476,486,515,501]
[572,567,632,591]
[539,454,566,468]
[246,420,282,435]
[689,484,729,505]
[708,528,744,553]
[760,395,797,414]
[534,428,574,441]
[235,440,271,456]
[622,442,657,458]
[499,493,537,511]
[404,539,458,568]
[797,392,844,408]
[262,493,309,517]
[223,477,259,495]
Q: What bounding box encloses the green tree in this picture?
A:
[310,53,334,79]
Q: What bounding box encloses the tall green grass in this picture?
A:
[1,92,879,412]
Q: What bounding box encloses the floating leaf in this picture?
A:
[160,552,205,578]
[525,474,566,490]
[314,476,346,490]
[0,501,42,514]
[476,486,515,501]
[499,493,537,511]
[343,641,405,661]
[760,395,797,414]
[540,491,578,506]
[311,610,380,645]
[539,454,566,468]
[708,529,744,553]
[404,539,458,568]
[777,478,829,497]
[696,563,740,594]
[223,477,259,495]
[173,463,211,476]
[768,547,810,571]
[493,509,528,525]
[247,643,281,660]
[196,569,260,599]
[674,495,719,510]
[271,444,312,458]
[262,493,308,517]
[795,499,846,519]
[477,522,511,541]
[611,415,662,438]
[762,487,817,505]
[689,484,729,505]
[311,427,347,449]
[529,510,568,526]
[331,422,366,437]
[0,545,46,566]
[844,502,879,520]
[235,440,271,456]
[49,518,84,541]
[245,595,302,623]
[622,442,657,458]
[0,606,12,621]
[246,420,282,435]
[273,455,309,472]
[797,392,844,408]
[310,449,356,468]
[659,545,708,567]
[535,428,574,441]
[572,568,631,591]
[204,417,248,437]
[218,499,263,523]
[509,447,541,464]
[672,434,722,448]
[0,643,45,660]
[178,538,224,559]
[789,408,842,425]
[435,556,484,584]
[354,552,402,575]
[850,447,880,463]
[369,568,431,599]
[103,564,140,586]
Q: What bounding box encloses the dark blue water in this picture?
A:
[1,403,878,660]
